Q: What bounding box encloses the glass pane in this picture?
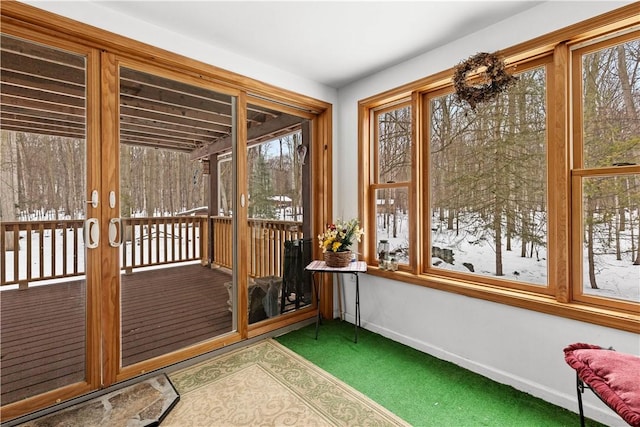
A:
[429,66,548,285]
[582,37,640,168]
[246,105,311,324]
[377,105,412,184]
[119,67,234,366]
[218,155,233,216]
[375,187,410,265]
[0,35,87,404]
[580,175,640,303]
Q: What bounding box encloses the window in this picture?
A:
[371,102,412,267]
[359,14,639,331]
[571,33,640,309]
[427,61,548,290]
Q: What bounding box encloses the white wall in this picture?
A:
[336,2,639,426]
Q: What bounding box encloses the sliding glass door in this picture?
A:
[114,64,238,371]
[0,34,101,410]
[1,7,330,419]
[244,101,313,325]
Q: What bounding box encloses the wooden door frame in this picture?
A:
[1,2,333,420]
[0,26,103,421]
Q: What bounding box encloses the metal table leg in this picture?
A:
[313,272,321,339]
[354,273,360,343]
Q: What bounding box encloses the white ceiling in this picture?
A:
[93,1,543,88]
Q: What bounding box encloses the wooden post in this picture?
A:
[1,131,18,251]
[200,216,209,266]
[208,154,219,267]
[301,120,311,239]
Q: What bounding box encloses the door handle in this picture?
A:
[85,218,99,249]
[86,190,99,208]
[109,218,122,247]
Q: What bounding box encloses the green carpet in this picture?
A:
[276,320,604,427]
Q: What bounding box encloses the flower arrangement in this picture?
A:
[318,218,364,253]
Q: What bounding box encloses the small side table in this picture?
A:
[305,260,368,343]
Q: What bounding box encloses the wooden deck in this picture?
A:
[0,263,234,406]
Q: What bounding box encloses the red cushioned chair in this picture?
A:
[564,343,640,427]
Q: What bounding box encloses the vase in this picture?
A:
[324,250,352,268]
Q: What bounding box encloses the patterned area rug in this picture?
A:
[164,339,409,426]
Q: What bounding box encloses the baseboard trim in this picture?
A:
[342,314,624,427]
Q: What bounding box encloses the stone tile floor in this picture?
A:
[17,375,178,427]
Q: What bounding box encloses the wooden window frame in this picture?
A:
[569,30,640,314]
[421,55,555,295]
[358,5,640,333]
[368,100,414,271]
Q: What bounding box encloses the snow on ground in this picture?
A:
[377,213,639,302]
[4,213,638,302]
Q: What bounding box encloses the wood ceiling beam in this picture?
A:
[0,49,84,84]
[120,68,231,105]
[120,137,194,152]
[1,69,84,98]
[2,82,84,107]
[1,112,84,132]
[119,99,231,128]
[1,93,85,117]
[120,119,219,142]
[120,128,201,148]
[120,77,232,118]
[1,36,308,155]
[1,34,85,68]
[248,124,300,146]
[0,123,84,139]
[190,113,303,160]
[1,104,84,124]
[119,106,229,134]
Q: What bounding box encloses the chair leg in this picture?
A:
[576,373,586,427]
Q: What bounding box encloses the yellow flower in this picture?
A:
[317,218,364,253]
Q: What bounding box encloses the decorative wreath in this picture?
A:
[453,52,517,110]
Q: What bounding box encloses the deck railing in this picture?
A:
[211,217,304,278]
[121,216,205,273]
[1,216,304,287]
[1,219,86,287]
[0,217,207,287]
